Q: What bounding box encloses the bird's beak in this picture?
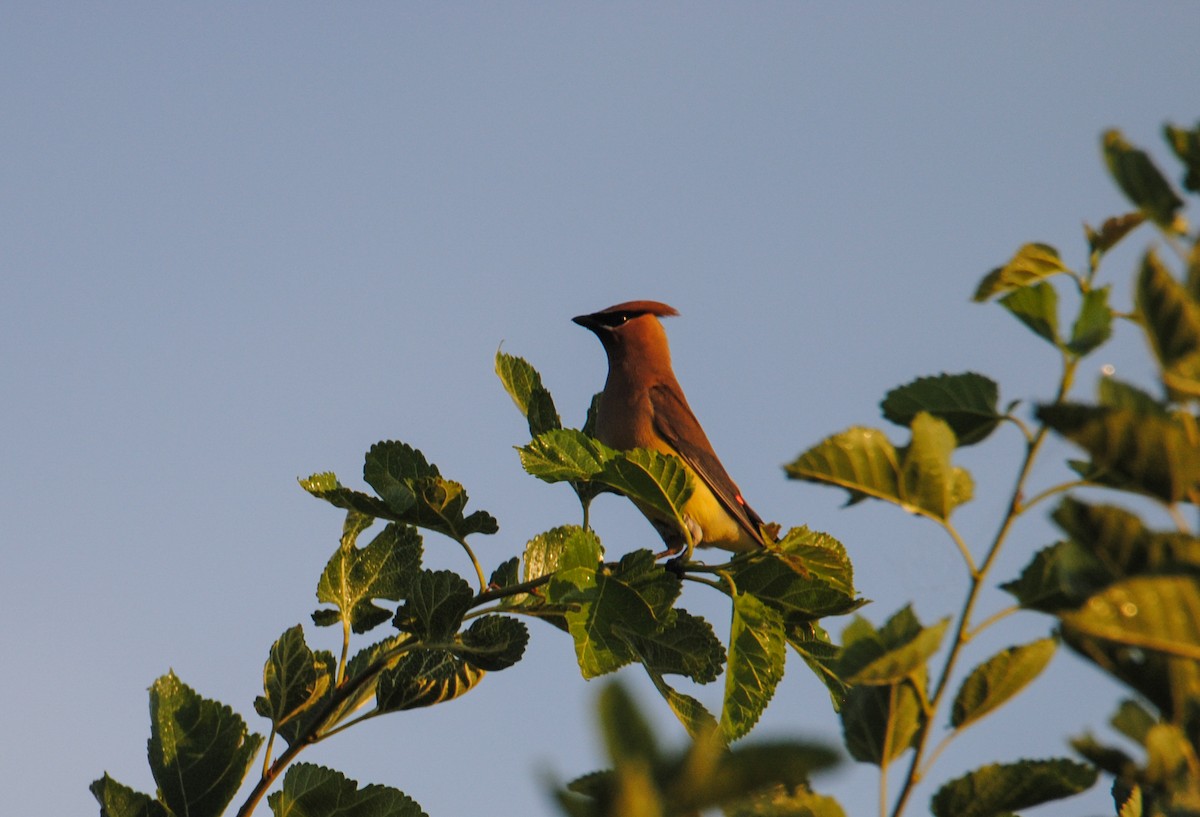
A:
[572,313,598,330]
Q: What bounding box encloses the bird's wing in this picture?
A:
[649,383,767,546]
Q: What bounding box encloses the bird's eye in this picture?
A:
[600,312,633,327]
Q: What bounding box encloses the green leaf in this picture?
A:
[1060,575,1200,660]
[315,523,422,633]
[148,672,263,817]
[777,526,858,601]
[1111,698,1157,744]
[393,569,473,641]
[671,741,840,814]
[973,243,1070,301]
[363,441,499,540]
[1165,121,1200,193]
[598,681,660,766]
[254,625,332,731]
[1098,377,1168,416]
[1000,540,1112,613]
[1068,286,1114,356]
[880,372,1002,446]
[930,758,1098,817]
[844,615,949,686]
[557,568,658,679]
[268,762,427,817]
[721,593,786,742]
[787,414,971,520]
[787,622,850,711]
[839,679,923,766]
[495,350,562,437]
[375,649,484,712]
[728,786,847,817]
[1103,129,1185,232]
[518,428,613,483]
[1037,403,1200,504]
[90,775,169,817]
[727,545,861,621]
[623,609,725,684]
[643,671,721,741]
[456,615,529,671]
[300,472,393,518]
[1000,281,1060,344]
[1085,212,1146,260]
[950,638,1057,728]
[601,448,695,544]
[1137,250,1200,399]
[523,525,602,582]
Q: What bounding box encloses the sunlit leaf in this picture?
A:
[623,609,725,684]
[375,649,484,711]
[601,448,695,544]
[950,638,1057,729]
[315,523,422,633]
[300,472,393,518]
[1060,575,1200,660]
[518,428,613,483]
[1068,286,1114,356]
[90,775,168,817]
[1000,281,1059,345]
[721,593,786,742]
[786,415,972,520]
[456,615,529,671]
[880,372,1002,446]
[973,243,1070,301]
[495,350,562,437]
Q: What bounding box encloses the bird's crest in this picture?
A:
[595,300,679,318]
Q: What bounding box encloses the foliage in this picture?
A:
[784,120,1200,817]
[92,120,1200,817]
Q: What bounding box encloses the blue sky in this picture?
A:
[4,5,1199,816]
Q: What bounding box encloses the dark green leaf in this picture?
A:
[363,441,498,540]
[268,763,427,817]
[1098,377,1168,416]
[1103,129,1185,232]
[951,638,1057,728]
[148,672,263,817]
[489,556,519,590]
[598,681,660,766]
[1165,121,1200,193]
[721,593,786,742]
[495,351,562,437]
[1000,282,1060,344]
[777,526,858,601]
[623,609,725,684]
[1137,249,1200,399]
[393,569,473,641]
[1037,403,1200,503]
[1000,540,1112,612]
[973,243,1070,301]
[254,625,332,731]
[787,622,850,711]
[839,679,923,766]
[930,758,1098,817]
[1068,286,1114,356]
[1085,212,1146,260]
[457,615,529,671]
[316,523,422,633]
[1060,575,1200,660]
[375,649,484,712]
[90,775,169,817]
[1111,698,1157,745]
[670,741,840,814]
[728,546,861,621]
[880,372,1002,446]
[1069,732,1137,778]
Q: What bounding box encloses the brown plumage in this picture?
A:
[573,300,767,554]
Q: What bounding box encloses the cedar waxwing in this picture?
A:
[573,300,769,556]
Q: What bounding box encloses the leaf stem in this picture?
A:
[889,357,1078,817]
[454,535,488,592]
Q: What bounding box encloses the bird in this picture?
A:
[573,300,769,557]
